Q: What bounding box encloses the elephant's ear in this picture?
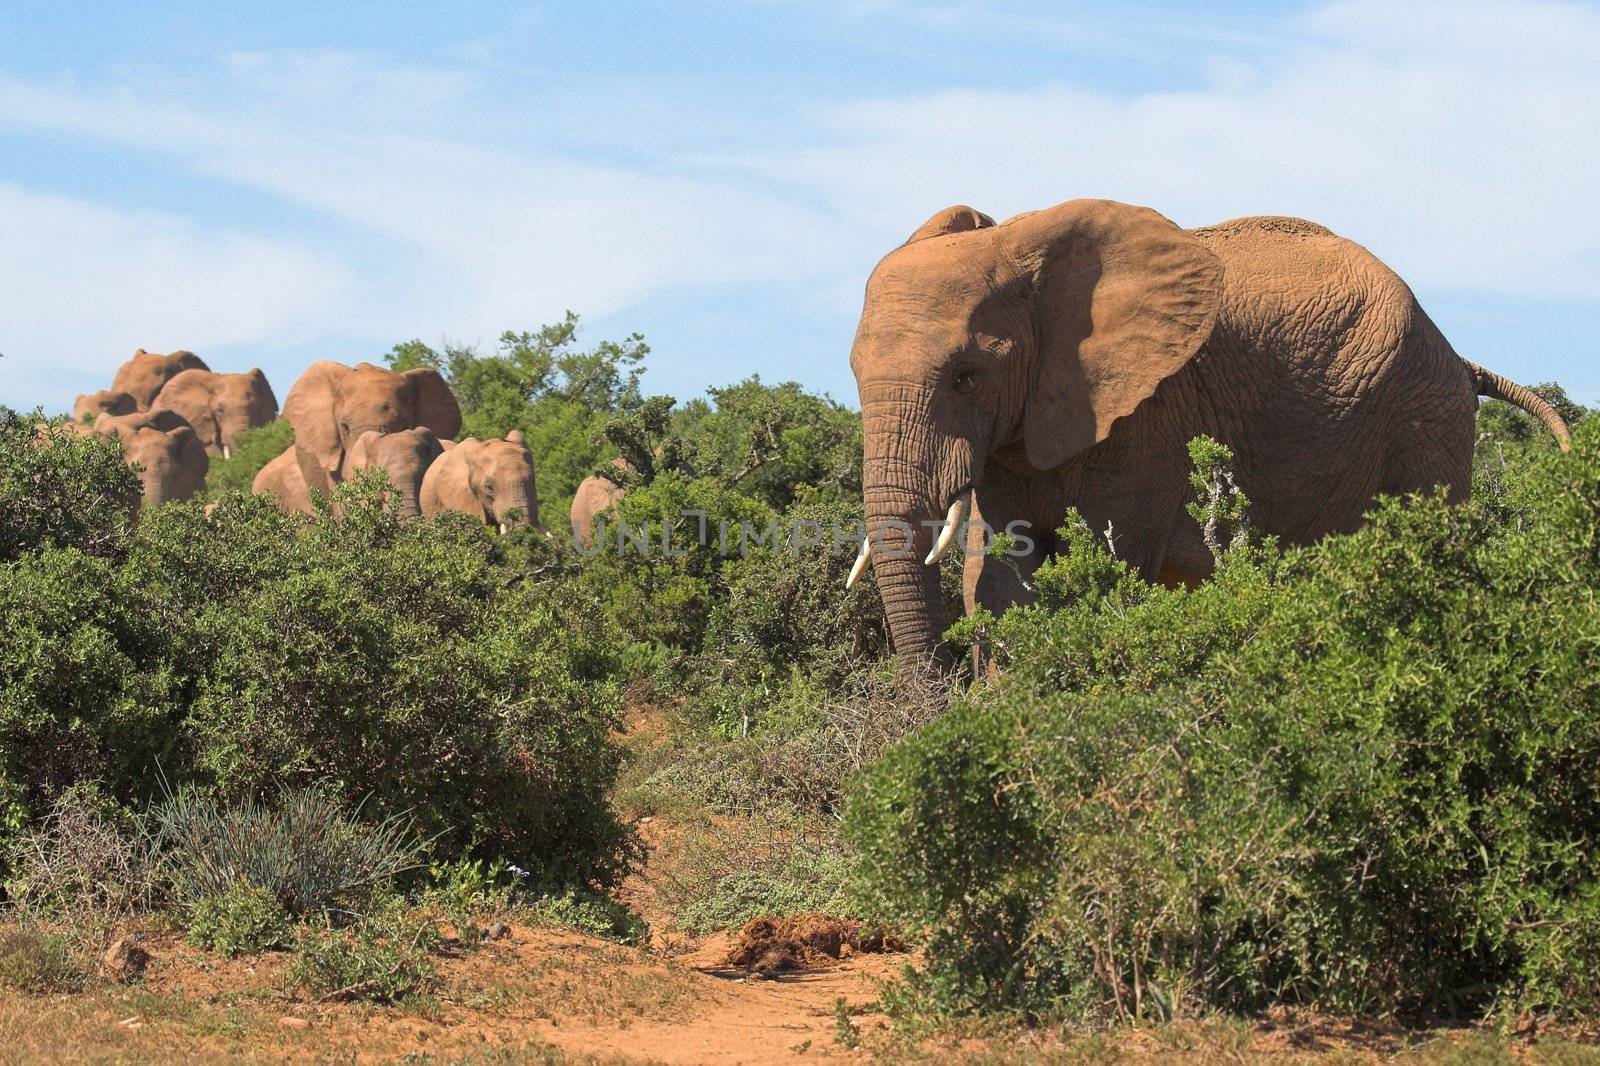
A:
[284,361,351,477]
[346,430,381,472]
[506,429,526,447]
[247,368,280,419]
[1014,199,1221,471]
[150,370,211,424]
[904,205,996,246]
[404,368,462,440]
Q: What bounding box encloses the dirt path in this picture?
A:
[501,932,899,1065]
[0,923,901,1065]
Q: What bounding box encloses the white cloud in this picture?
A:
[1,3,1597,410]
[735,0,1600,303]
[0,183,348,401]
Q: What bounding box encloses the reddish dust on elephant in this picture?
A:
[846,199,1571,666]
[108,348,210,410]
[281,360,462,499]
[570,456,631,546]
[92,409,209,507]
[150,367,279,458]
[421,429,542,531]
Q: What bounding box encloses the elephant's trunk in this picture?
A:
[858,382,974,672]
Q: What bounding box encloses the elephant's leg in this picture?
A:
[963,469,1049,618]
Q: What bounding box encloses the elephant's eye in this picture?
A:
[952,370,979,393]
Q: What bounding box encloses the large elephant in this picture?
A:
[421,430,541,532]
[569,458,629,546]
[281,361,461,498]
[347,428,445,518]
[847,199,1570,667]
[111,349,210,409]
[73,389,137,423]
[150,368,278,457]
[252,446,312,514]
[94,409,209,507]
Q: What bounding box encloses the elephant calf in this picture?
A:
[569,458,629,546]
[94,409,208,508]
[345,428,445,518]
[421,431,541,532]
[847,199,1571,667]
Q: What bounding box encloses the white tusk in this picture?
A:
[498,522,508,536]
[924,495,970,566]
[221,445,231,460]
[845,537,872,589]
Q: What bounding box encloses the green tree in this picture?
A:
[382,313,648,502]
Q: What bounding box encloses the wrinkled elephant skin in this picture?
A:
[849,199,1571,668]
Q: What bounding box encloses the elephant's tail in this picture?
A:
[1468,361,1572,453]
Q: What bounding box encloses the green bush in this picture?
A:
[848,420,1600,1023]
[524,887,648,945]
[0,428,633,891]
[0,410,137,564]
[187,883,293,956]
[289,896,440,1003]
[204,418,293,498]
[0,926,83,995]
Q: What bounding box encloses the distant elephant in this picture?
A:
[421,430,541,532]
[847,199,1571,667]
[281,361,461,498]
[569,458,629,546]
[73,389,137,423]
[346,428,445,518]
[111,349,210,409]
[150,368,278,458]
[94,409,209,507]
[252,446,312,514]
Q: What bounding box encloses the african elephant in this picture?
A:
[252,446,312,514]
[111,349,210,409]
[569,458,629,546]
[847,199,1570,668]
[346,428,444,518]
[94,409,209,507]
[73,389,137,423]
[150,368,278,457]
[421,430,541,532]
[281,361,461,498]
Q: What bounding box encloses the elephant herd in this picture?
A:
[57,197,1575,669]
[69,352,542,531]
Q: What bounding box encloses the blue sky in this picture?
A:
[3,0,1597,413]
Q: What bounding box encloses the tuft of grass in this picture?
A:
[524,887,647,945]
[187,883,293,956]
[0,926,84,995]
[289,896,440,1003]
[153,785,426,915]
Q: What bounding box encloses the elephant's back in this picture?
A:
[1189,215,1425,400]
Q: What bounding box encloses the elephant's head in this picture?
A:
[94,409,209,507]
[73,389,138,423]
[345,428,445,519]
[427,430,540,532]
[111,349,210,409]
[282,361,461,495]
[848,199,1222,666]
[151,367,279,458]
